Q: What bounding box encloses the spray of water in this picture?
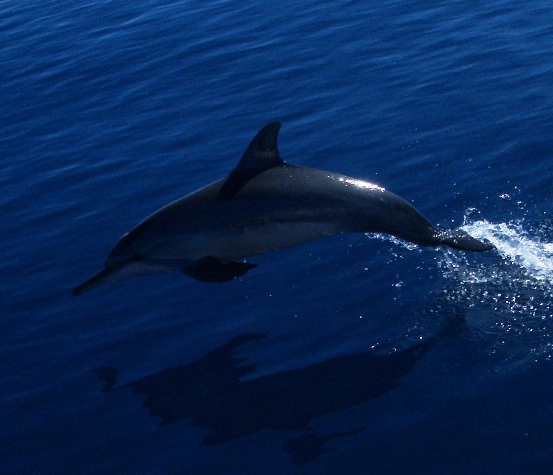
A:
[369,210,553,361]
[436,210,553,362]
[461,219,553,284]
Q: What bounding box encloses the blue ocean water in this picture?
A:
[2,0,553,473]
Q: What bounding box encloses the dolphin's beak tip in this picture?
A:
[72,285,85,296]
[72,266,114,297]
[72,280,92,296]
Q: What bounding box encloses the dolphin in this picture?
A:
[73,122,493,295]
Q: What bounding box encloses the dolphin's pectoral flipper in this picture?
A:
[438,230,494,252]
[182,256,258,282]
[218,122,284,200]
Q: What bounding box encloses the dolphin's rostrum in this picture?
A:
[73,123,493,295]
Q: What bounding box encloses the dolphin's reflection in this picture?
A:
[92,331,441,464]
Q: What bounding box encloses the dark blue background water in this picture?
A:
[3,1,553,473]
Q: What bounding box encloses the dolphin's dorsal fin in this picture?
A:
[218,122,284,200]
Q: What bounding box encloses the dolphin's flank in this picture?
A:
[73,122,493,295]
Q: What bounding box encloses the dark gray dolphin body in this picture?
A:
[73,122,493,295]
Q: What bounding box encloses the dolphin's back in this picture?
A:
[234,164,439,243]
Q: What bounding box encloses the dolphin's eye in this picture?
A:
[132,254,144,262]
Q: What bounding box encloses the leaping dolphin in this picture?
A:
[73,122,493,295]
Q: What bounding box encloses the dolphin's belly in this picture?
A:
[197,219,345,261]
[160,204,347,262]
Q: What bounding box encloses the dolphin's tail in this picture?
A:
[438,229,494,252]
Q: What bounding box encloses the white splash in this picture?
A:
[436,214,553,362]
[365,233,419,250]
[366,212,553,361]
[461,220,553,284]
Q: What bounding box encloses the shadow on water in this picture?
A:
[91,320,461,465]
